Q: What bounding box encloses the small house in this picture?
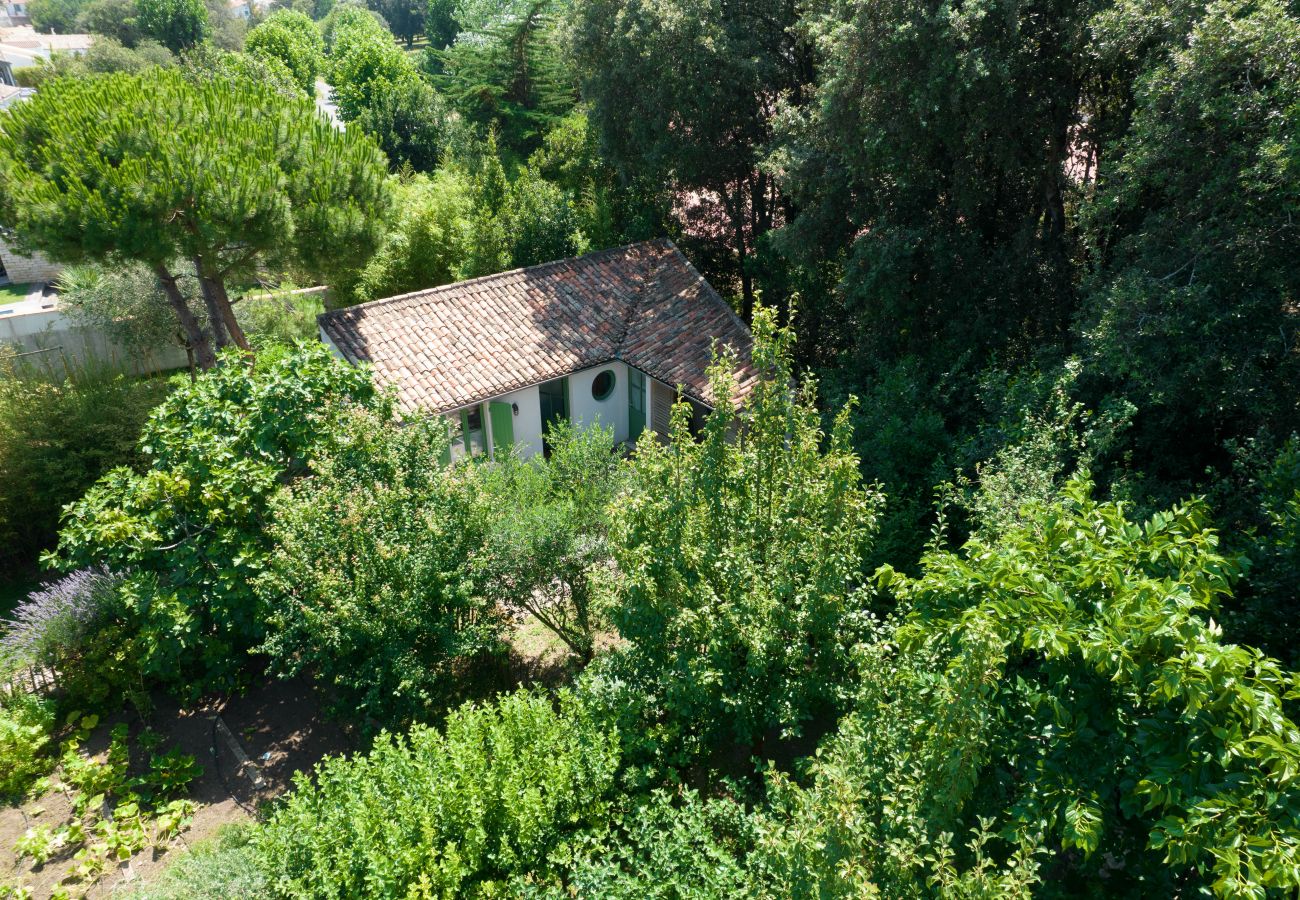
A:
[318,240,757,460]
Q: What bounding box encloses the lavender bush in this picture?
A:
[1,566,120,674]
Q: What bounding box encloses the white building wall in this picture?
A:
[494,383,543,459]
[567,361,629,445]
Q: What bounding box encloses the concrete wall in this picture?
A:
[0,301,190,375]
[0,237,62,284]
[568,361,629,445]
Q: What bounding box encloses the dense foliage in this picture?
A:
[253,690,619,897]
[604,309,882,764]
[258,412,502,730]
[49,344,381,691]
[245,9,324,94]
[0,361,167,580]
[5,0,1300,896]
[481,420,621,662]
[135,0,209,52]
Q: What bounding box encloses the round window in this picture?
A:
[591,369,616,401]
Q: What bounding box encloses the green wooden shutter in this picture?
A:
[489,401,514,456]
[628,368,646,441]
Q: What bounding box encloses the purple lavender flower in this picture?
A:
[1,566,120,670]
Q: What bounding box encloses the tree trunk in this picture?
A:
[734,201,754,323]
[154,264,216,369]
[194,258,251,353]
[194,256,230,350]
[211,276,251,352]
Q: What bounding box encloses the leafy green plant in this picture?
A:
[139,749,203,801]
[13,824,61,865]
[605,307,883,763]
[872,479,1300,895]
[257,411,502,730]
[0,694,56,800]
[480,419,621,662]
[0,358,167,579]
[254,689,619,897]
[50,344,383,692]
[245,9,324,94]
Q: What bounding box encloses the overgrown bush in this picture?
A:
[0,358,168,580]
[605,308,883,764]
[254,689,620,898]
[257,412,502,730]
[872,479,1300,895]
[50,344,382,693]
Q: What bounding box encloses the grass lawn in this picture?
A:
[0,283,32,304]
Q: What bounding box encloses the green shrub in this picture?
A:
[0,693,56,800]
[606,307,883,763]
[50,343,382,693]
[871,479,1300,895]
[254,689,620,898]
[245,9,325,94]
[257,412,502,730]
[0,358,167,579]
[235,289,326,347]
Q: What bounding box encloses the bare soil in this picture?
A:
[1,676,350,899]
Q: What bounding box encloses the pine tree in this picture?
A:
[0,68,392,368]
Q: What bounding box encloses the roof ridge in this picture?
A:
[610,242,673,354]
[317,238,675,324]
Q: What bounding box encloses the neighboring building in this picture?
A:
[0,26,93,72]
[319,240,757,461]
[0,80,32,106]
[0,233,61,285]
[0,0,30,26]
[227,0,271,20]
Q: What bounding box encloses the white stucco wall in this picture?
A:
[493,383,543,459]
[568,361,629,444]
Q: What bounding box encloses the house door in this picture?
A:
[628,368,646,442]
[538,377,569,458]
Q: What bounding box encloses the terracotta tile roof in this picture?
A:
[319,239,757,414]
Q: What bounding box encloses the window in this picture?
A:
[464,405,485,456]
[591,369,616,401]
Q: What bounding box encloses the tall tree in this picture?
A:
[436,0,576,152]
[327,5,419,119]
[0,68,391,369]
[1078,0,1300,482]
[567,0,811,319]
[425,0,457,49]
[135,0,210,52]
[772,0,1099,369]
[245,8,325,94]
[367,0,423,46]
